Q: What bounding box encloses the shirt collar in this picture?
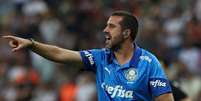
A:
[107,43,142,67]
[129,45,142,67]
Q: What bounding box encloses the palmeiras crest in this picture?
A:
[125,68,137,81]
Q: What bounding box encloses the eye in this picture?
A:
[108,24,116,28]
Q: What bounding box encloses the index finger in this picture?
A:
[2,35,17,40]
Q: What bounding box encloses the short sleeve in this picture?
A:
[80,49,103,72]
[148,56,172,97]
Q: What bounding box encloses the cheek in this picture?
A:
[111,29,122,38]
[111,32,124,43]
[111,31,122,39]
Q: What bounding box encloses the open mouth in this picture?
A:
[105,36,111,41]
[104,33,111,41]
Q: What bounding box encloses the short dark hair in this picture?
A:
[111,11,138,41]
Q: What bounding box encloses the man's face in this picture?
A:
[103,16,124,50]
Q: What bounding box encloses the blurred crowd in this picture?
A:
[0,0,200,101]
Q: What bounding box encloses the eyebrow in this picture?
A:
[107,23,116,28]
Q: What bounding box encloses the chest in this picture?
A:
[100,63,149,93]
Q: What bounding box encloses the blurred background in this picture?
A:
[0,0,200,101]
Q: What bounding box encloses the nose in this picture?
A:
[103,26,109,33]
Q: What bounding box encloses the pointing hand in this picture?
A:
[2,35,32,52]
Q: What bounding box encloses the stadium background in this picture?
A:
[0,0,200,101]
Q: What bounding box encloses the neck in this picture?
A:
[114,41,135,65]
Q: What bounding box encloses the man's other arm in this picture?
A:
[155,93,174,101]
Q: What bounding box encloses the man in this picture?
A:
[3,11,174,101]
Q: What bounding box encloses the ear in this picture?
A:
[122,29,131,39]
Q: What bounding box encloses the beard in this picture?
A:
[105,33,125,52]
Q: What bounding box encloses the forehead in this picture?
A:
[107,16,123,25]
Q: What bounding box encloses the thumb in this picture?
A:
[12,44,23,52]
[9,40,18,48]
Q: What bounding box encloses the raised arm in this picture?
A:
[2,35,82,63]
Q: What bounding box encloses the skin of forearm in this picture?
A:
[29,41,81,63]
[155,93,174,101]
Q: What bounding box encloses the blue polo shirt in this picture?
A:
[80,46,172,101]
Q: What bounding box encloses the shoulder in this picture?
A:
[139,48,159,64]
[139,48,163,73]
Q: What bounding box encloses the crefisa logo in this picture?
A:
[101,83,134,99]
[83,51,94,65]
[150,80,166,87]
